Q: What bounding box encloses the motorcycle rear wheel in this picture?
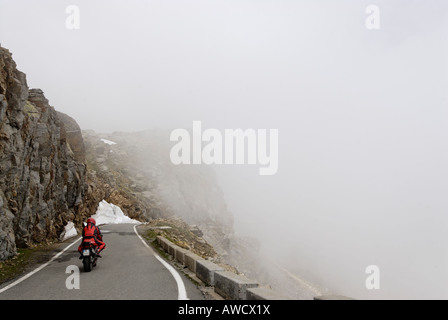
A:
[83,256,92,272]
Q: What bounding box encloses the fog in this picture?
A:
[1,0,447,299]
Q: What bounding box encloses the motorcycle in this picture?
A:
[81,242,98,272]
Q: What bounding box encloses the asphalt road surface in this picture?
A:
[0,223,205,300]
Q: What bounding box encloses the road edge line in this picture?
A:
[133,224,188,300]
[0,236,82,294]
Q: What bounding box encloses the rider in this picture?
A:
[78,217,106,258]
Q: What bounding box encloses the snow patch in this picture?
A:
[60,221,77,241]
[101,138,117,145]
[91,200,141,226]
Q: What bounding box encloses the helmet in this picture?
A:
[87,217,96,225]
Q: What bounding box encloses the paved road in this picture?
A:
[0,223,204,300]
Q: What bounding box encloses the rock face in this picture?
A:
[0,47,88,260]
[56,111,86,163]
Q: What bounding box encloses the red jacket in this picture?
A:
[82,222,103,242]
[78,222,105,253]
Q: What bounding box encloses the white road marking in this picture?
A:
[0,236,82,294]
[133,224,188,300]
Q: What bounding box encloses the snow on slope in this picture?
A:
[91,200,141,226]
[100,138,117,145]
[60,200,140,240]
[60,221,78,241]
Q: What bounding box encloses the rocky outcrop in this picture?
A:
[82,130,168,223]
[56,111,85,163]
[0,47,88,260]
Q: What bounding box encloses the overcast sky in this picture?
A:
[1,0,447,299]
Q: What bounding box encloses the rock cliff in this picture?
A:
[0,46,88,259]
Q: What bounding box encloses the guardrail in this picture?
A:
[156,236,293,300]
